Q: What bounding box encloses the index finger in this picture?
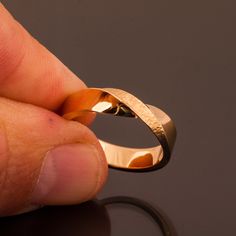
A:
[0,3,86,110]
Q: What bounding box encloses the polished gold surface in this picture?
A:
[61,88,176,171]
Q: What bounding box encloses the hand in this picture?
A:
[0,3,107,216]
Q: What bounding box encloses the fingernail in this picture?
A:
[31,143,102,205]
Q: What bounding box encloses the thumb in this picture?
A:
[0,97,107,216]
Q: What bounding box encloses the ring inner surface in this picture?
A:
[99,140,163,170]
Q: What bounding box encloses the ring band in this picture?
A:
[61,88,176,172]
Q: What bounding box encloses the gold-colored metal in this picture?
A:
[61,88,176,171]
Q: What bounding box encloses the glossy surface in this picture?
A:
[0,198,177,236]
[1,0,236,235]
[62,88,176,171]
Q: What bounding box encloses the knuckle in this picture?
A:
[0,117,37,215]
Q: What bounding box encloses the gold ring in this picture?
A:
[61,88,176,172]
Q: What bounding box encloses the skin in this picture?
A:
[0,3,108,216]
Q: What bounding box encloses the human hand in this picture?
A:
[0,3,107,216]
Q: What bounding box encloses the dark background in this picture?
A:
[1,0,236,235]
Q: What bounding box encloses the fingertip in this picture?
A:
[0,3,88,110]
[31,143,108,205]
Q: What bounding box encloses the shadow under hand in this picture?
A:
[0,201,111,236]
[0,197,176,236]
